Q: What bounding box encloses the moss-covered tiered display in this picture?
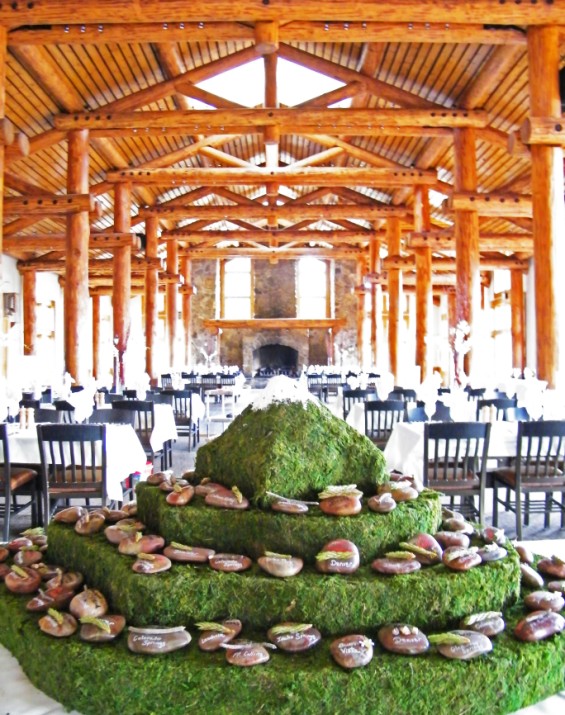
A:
[0,379,564,715]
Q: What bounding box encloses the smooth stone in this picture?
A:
[390,473,423,493]
[80,614,126,643]
[537,557,565,579]
[74,513,106,536]
[547,580,565,595]
[371,556,421,575]
[524,590,565,612]
[4,567,42,594]
[258,554,304,578]
[441,508,466,522]
[121,502,137,516]
[480,526,506,545]
[30,563,60,581]
[163,544,215,563]
[378,482,418,502]
[434,531,470,549]
[271,500,309,515]
[8,537,33,552]
[102,509,129,523]
[367,493,397,514]
[52,506,87,524]
[442,518,475,534]
[69,588,108,619]
[267,623,322,653]
[318,495,362,516]
[330,635,374,669]
[224,640,271,667]
[205,488,249,510]
[146,471,168,485]
[128,625,191,654]
[132,554,172,574]
[460,612,505,638]
[442,547,481,572]
[209,553,252,573]
[13,549,43,566]
[26,585,75,612]
[46,571,83,591]
[435,630,493,660]
[0,547,9,562]
[520,563,545,589]
[38,612,78,638]
[118,534,165,556]
[378,624,429,655]
[403,533,443,565]
[316,539,360,574]
[104,523,143,545]
[0,563,10,580]
[166,485,195,506]
[514,610,565,642]
[194,481,224,497]
[477,544,507,563]
[515,544,535,565]
[198,619,242,652]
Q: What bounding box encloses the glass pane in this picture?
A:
[224,297,251,319]
[224,273,250,297]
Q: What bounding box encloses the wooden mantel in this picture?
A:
[204,318,346,330]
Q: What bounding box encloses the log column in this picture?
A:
[369,230,380,366]
[113,183,131,390]
[453,127,480,377]
[92,293,100,379]
[145,216,159,384]
[510,269,526,374]
[166,238,179,368]
[0,27,6,377]
[22,269,36,356]
[65,129,90,384]
[387,216,402,380]
[414,185,432,380]
[180,256,193,367]
[527,26,565,388]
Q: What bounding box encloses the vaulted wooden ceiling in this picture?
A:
[1,1,564,285]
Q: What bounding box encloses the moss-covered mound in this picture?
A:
[194,400,387,505]
[136,483,442,561]
[46,523,520,632]
[1,584,564,715]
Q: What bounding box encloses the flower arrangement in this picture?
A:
[449,320,471,386]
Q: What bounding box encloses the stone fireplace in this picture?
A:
[253,344,299,376]
[242,331,309,376]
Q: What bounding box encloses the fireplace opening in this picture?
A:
[253,344,299,377]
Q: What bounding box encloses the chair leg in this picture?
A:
[492,483,499,527]
[561,491,565,528]
[515,489,523,541]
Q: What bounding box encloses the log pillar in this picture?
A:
[453,127,480,378]
[22,269,36,356]
[369,230,380,366]
[387,216,402,380]
[527,26,565,388]
[414,185,432,380]
[181,256,193,367]
[113,182,131,390]
[510,269,526,374]
[354,260,366,367]
[166,238,179,368]
[92,293,100,379]
[65,129,90,385]
[0,27,6,378]
[145,216,159,384]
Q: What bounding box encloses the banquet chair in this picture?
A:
[324,374,342,401]
[147,391,174,406]
[53,399,77,424]
[307,374,325,400]
[36,423,107,525]
[388,388,417,403]
[476,397,517,421]
[364,399,405,449]
[110,400,171,470]
[506,406,531,422]
[160,373,173,389]
[167,389,200,451]
[342,388,377,420]
[34,407,62,424]
[423,421,491,524]
[466,387,486,402]
[431,401,452,422]
[1,422,40,540]
[406,406,427,423]
[88,408,136,427]
[19,398,40,410]
[491,420,565,540]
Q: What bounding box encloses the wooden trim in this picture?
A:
[204,318,346,330]
[406,230,533,253]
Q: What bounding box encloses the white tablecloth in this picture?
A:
[150,404,178,452]
[4,423,148,502]
[1,538,563,715]
[383,420,519,480]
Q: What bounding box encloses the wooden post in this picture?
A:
[528,26,565,388]
[369,230,380,366]
[145,216,159,384]
[325,259,334,364]
[113,182,131,390]
[510,269,526,374]
[387,216,402,380]
[0,27,6,378]
[65,129,90,385]
[166,237,178,367]
[447,288,457,384]
[453,127,480,378]
[355,260,366,367]
[92,293,100,379]
[414,185,432,380]
[181,256,192,367]
[22,269,36,356]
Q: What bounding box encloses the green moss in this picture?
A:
[0,585,563,715]
[136,483,442,561]
[46,523,520,633]
[194,400,387,505]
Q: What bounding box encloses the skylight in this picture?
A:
[195,58,349,108]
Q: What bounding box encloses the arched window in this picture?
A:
[297,257,327,319]
[222,258,252,319]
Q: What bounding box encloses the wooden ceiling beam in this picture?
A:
[141,204,408,221]
[520,116,565,147]
[180,247,364,260]
[4,193,96,216]
[295,82,367,109]
[406,230,533,253]
[1,2,563,26]
[383,254,529,271]
[107,166,437,187]
[163,229,373,243]
[446,192,533,217]
[3,233,140,253]
[7,22,528,46]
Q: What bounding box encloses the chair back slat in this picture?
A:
[364,400,405,445]
[517,420,565,484]
[343,388,377,420]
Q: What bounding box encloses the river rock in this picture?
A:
[38,611,78,638]
[267,623,321,652]
[537,556,565,579]
[330,634,374,669]
[371,553,421,575]
[520,563,545,589]
[146,471,168,486]
[480,526,506,545]
[8,537,33,552]
[0,547,8,562]
[194,481,224,497]
[118,533,165,556]
[197,619,242,651]
[69,588,108,619]
[377,624,429,655]
[514,610,565,642]
[52,506,87,524]
[319,494,362,516]
[316,539,360,574]
[524,590,565,612]
[400,533,443,565]
[459,612,505,637]
[4,566,42,594]
[434,531,471,549]
[163,543,215,563]
[258,553,304,577]
[547,580,565,594]
[26,585,75,612]
[223,640,271,666]
[205,487,249,510]
[132,553,172,574]
[442,518,475,534]
[432,630,493,660]
[367,493,397,514]
[75,512,106,536]
[515,544,535,565]
[46,570,83,591]
[128,625,191,654]
[442,546,481,571]
[271,499,310,514]
[80,614,126,643]
[166,484,195,506]
[477,544,507,563]
[13,547,43,566]
[209,553,252,573]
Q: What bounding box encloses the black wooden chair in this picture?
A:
[324,374,342,401]
[342,388,377,420]
[34,407,62,424]
[36,423,108,524]
[1,423,40,539]
[476,397,518,421]
[491,420,565,539]
[53,399,77,424]
[430,401,452,422]
[160,373,173,389]
[147,391,174,406]
[110,400,171,470]
[167,389,200,451]
[466,387,486,402]
[388,387,417,403]
[88,408,136,427]
[364,399,405,448]
[307,374,324,400]
[423,421,492,524]
[406,406,428,423]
